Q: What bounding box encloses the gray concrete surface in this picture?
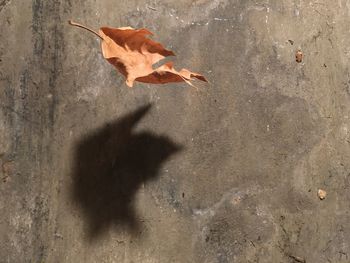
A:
[1,0,350,262]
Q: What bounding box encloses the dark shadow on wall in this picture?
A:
[71,104,181,240]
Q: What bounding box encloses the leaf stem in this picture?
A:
[68,20,103,40]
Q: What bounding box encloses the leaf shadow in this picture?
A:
[71,104,181,240]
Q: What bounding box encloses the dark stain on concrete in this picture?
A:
[0,0,70,261]
[0,0,10,13]
[32,0,64,129]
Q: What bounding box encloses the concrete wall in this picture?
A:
[1,0,350,262]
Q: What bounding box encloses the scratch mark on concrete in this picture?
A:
[214,17,229,21]
[192,186,260,219]
[0,104,40,126]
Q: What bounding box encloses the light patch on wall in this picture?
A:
[76,85,103,102]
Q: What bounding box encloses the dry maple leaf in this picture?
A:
[69,20,207,87]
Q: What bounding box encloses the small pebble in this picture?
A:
[318,189,327,200]
[296,49,303,63]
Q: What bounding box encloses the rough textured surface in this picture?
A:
[1,0,350,262]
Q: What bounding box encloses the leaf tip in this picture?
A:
[126,79,134,88]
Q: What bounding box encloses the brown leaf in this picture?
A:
[135,62,207,86]
[69,21,207,87]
